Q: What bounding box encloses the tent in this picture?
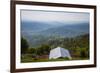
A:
[49,47,72,59]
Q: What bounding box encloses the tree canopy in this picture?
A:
[21,37,29,54]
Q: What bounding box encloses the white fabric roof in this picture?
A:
[49,47,72,59]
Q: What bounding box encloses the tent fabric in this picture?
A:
[49,47,72,59]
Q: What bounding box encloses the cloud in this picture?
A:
[21,10,89,23]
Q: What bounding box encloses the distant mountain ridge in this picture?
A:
[21,21,62,33]
[38,23,89,37]
[21,21,89,37]
[21,21,89,47]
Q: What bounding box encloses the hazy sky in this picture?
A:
[21,10,90,23]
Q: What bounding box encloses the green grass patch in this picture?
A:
[21,54,89,63]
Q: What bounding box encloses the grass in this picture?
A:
[21,58,70,63]
[21,54,88,63]
[21,56,70,63]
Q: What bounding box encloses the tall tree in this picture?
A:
[21,37,29,54]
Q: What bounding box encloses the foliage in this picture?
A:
[21,34,89,62]
[27,48,36,54]
[21,37,29,54]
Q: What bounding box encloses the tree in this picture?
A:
[21,37,29,54]
[80,48,88,58]
[28,48,36,54]
[36,44,51,55]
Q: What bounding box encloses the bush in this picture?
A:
[80,48,88,58]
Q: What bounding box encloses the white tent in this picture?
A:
[49,47,72,59]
